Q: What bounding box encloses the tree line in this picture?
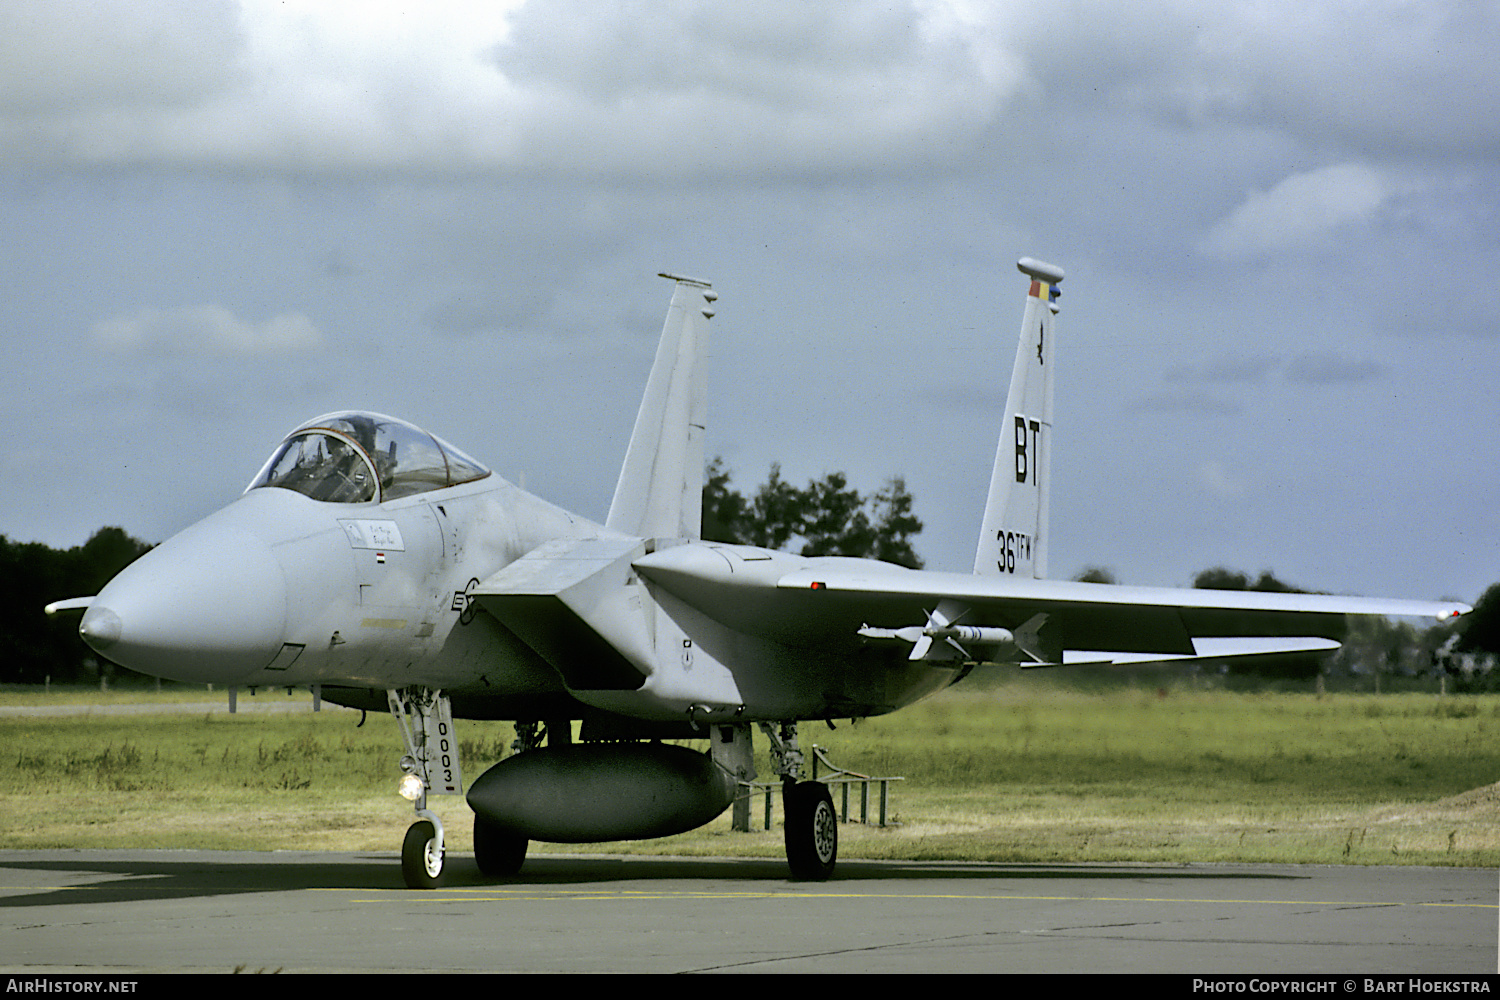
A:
[2,527,153,684]
[702,458,924,568]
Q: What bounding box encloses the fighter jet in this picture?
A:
[51,259,1469,887]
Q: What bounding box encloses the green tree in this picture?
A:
[0,527,152,684]
[701,457,748,544]
[1193,566,1250,590]
[868,477,923,569]
[1453,582,1500,655]
[1192,567,1305,593]
[799,471,874,559]
[701,459,924,568]
[1444,583,1500,692]
[747,464,804,550]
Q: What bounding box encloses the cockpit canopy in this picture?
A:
[247,411,490,504]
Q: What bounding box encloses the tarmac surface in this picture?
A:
[1,850,1495,974]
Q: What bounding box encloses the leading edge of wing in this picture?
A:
[775,564,1471,622]
[634,544,1467,659]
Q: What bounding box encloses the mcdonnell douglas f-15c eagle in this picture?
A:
[51,258,1469,887]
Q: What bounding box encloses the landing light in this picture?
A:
[398,773,426,802]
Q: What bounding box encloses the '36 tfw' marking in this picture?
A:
[995,530,1032,574]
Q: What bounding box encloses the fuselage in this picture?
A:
[80,467,597,690]
[79,410,959,725]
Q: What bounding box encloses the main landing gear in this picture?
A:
[761,721,838,880]
[784,779,838,880]
[388,688,463,889]
[471,720,554,877]
[473,817,528,877]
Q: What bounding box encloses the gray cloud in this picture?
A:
[3,2,1494,184]
[1126,392,1243,416]
[1283,352,1385,385]
[91,305,323,355]
[1164,352,1386,387]
[487,1,1026,178]
[0,1,244,117]
[0,1,1025,179]
[1187,4,1500,157]
[1165,356,1280,384]
[1025,4,1500,157]
[1201,164,1397,259]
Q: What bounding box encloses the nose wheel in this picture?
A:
[402,817,446,889]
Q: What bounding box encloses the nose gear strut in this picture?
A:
[388,687,463,888]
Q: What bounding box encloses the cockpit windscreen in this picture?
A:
[248,411,491,503]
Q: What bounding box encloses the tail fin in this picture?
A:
[606,274,717,539]
[973,257,1063,578]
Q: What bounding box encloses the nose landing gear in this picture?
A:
[388,688,463,889]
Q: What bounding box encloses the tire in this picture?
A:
[401,820,445,889]
[784,780,838,881]
[473,817,528,877]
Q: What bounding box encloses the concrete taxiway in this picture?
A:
[1,850,1494,974]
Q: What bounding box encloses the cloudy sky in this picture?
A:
[2,0,1495,604]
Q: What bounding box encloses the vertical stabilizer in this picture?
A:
[973,257,1063,578]
[606,274,717,540]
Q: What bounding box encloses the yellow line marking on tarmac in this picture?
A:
[5,881,1486,910]
[317,888,1496,908]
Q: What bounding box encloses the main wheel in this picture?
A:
[784,780,838,881]
[473,817,528,877]
[401,820,445,889]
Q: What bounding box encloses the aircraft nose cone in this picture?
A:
[82,520,288,684]
[79,606,122,650]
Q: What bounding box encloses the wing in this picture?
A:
[635,543,1469,667]
[465,535,1465,724]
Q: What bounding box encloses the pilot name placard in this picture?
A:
[339,518,406,551]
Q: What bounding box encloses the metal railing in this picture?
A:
[731,744,903,832]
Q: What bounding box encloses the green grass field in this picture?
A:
[4,680,1498,867]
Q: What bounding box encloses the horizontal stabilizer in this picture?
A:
[1031,636,1343,670]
